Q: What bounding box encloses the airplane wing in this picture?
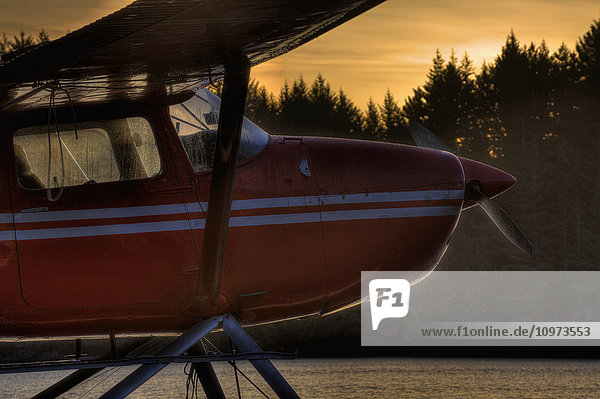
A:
[0,0,384,113]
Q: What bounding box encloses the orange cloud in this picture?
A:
[2,0,598,107]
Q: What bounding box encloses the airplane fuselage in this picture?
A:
[0,102,514,337]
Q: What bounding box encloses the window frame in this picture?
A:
[9,111,167,195]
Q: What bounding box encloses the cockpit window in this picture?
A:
[169,88,269,172]
[13,117,161,190]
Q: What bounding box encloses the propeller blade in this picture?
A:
[407,120,451,152]
[467,185,533,256]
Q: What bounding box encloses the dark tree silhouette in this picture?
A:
[9,31,35,51]
[576,18,600,89]
[379,89,402,141]
[278,76,311,132]
[402,86,427,124]
[0,28,51,55]
[333,89,363,136]
[421,48,448,128]
[551,42,578,87]
[492,30,535,99]
[245,79,277,131]
[458,53,477,114]
[402,49,478,147]
[37,28,50,44]
[0,33,9,55]
[308,73,337,134]
[402,49,445,125]
[363,97,383,139]
[527,40,554,94]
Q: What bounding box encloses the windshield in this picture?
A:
[169,88,269,172]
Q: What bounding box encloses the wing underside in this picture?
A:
[0,0,384,113]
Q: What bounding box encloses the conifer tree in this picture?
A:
[428,49,445,84]
[422,49,464,134]
[379,89,402,141]
[278,76,311,132]
[278,80,290,105]
[9,31,34,51]
[402,50,445,124]
[402,87,427,123]
[245,79,277,130]
[475,60,494,100]
[37,28,50,44]
[492,30,531,99]
[363,97,383,139]
[528,40,553,94]
[290,75,309,103]
[309,73,336,106]
[576,18,600,88]
[334,89,363,136]
[552,42,578,85]
[309,73,337,133]
[0,33,9,55]
[0,28,50,56]
[458,52,475,82]
[458,52,476,109]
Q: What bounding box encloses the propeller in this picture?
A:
[407,120,451,152]
[465,182,533,256]
[407,120,533,256]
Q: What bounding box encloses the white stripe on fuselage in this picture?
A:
[1,190,463,241]
[12,189,463,224]
[213,189,464,211]
[14,203,202,223]
[14,206,462,241]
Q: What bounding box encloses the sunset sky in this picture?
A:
[2,0,599,107]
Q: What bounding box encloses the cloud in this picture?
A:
[253,0,600,105]
[1,0,130,38]
[1,0,598,106]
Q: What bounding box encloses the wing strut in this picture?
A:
[196,56,251,302]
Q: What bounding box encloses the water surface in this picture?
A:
[1,358,600,398]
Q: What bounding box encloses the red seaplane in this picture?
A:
[0,0,531,397]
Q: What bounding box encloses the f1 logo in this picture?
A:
[369,279,410,330]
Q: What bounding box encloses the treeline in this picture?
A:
[239,20,600,157]
[0,29,50,56]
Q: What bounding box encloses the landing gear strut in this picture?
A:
[96,315,300,398]
[19,314,299,398]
